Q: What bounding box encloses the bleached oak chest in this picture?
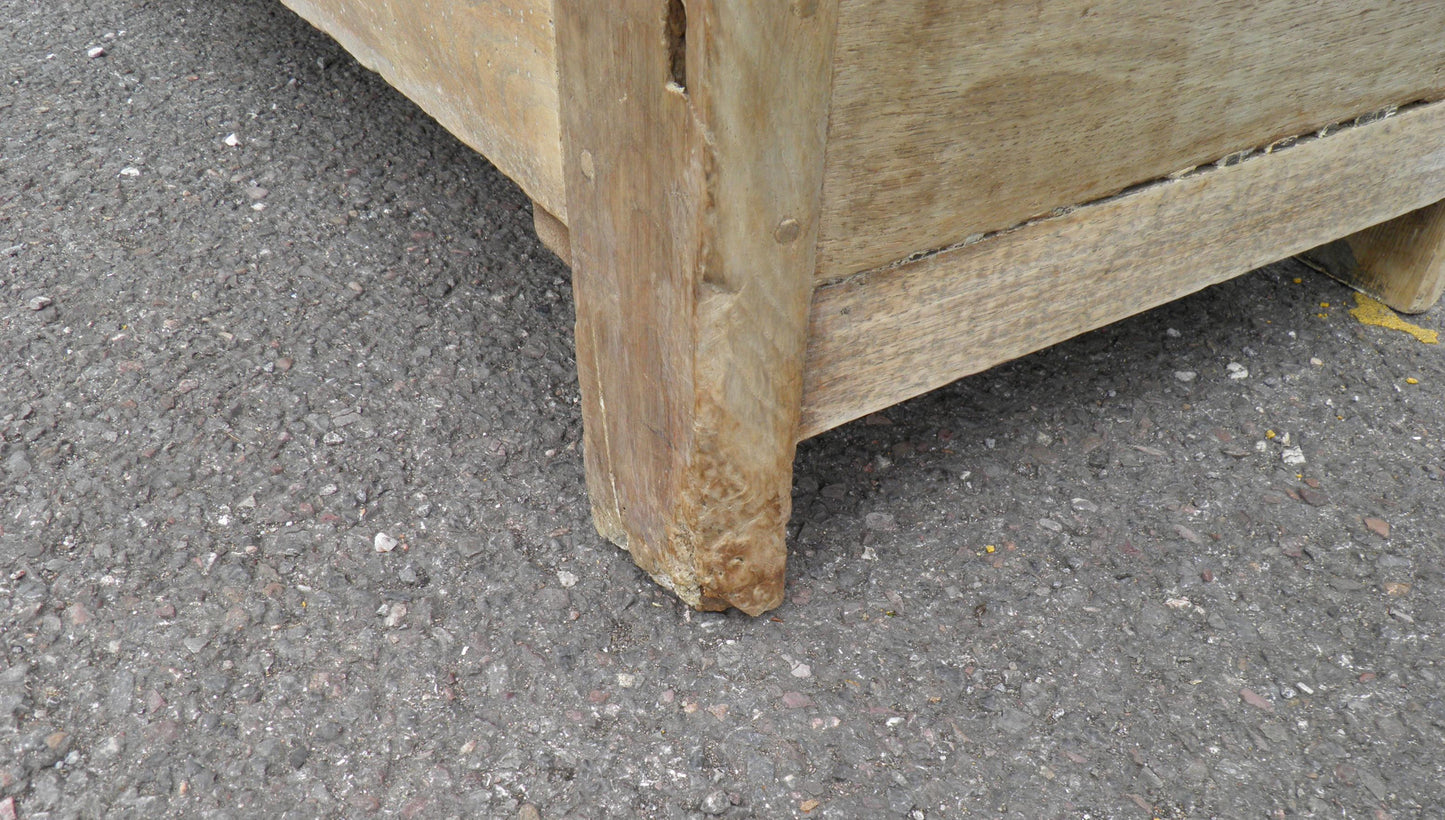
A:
[281,0,1445,613]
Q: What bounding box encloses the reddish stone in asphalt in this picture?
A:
[781,692,814,709]
[1239,688,1274,712]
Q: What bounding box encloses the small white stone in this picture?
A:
[861,546,878,561]
[616,673,637,688]
[119,166,140,177]
[1165,327,1182,338]
[87,46,106,59]
[223,133,242,147]
[383,602,407,627]
[1174,370,1197,383]
[864,511,896,531]
[1226,362,1249,380]
[374,532,399,553]
[1281,446,1306,466]
[94,736,123,760]
[700,791,731,815]
[791,663,812,679]
[556,570,578,588]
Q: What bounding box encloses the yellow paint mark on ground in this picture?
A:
[1349,293,1439,344]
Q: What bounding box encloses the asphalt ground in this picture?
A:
[3,1,1445,817]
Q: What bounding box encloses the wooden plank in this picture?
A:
[1339,202,1445,314]
[557,1,838,614]
[815,0,1445,282]
[280,0,566,219]
[800,99,1445,439]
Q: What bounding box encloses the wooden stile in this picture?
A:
[1336,202,1445,314]
[531,204,572,268]
[555,1,839,614]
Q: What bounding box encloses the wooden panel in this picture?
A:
[815,0,1445,282]
[558,1,838,614]
[800,99,1445,438]
[280,0,566,219]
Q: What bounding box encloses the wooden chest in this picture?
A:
[281,0,1445,613]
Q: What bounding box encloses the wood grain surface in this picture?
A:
[281,0,566,219]
[815,0,1445,282]
[1343,201,1445,314]
[800,99,1445,438]
[531,203,571,267]
[558,1,838,614]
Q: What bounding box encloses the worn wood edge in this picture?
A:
[799,99,1445,439]
[278,0,567,220]
[557,0,699,607]
[531,203,572,267]
[674,1,840,615]
[558,2,839,615]
[1333,201,1445,314]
